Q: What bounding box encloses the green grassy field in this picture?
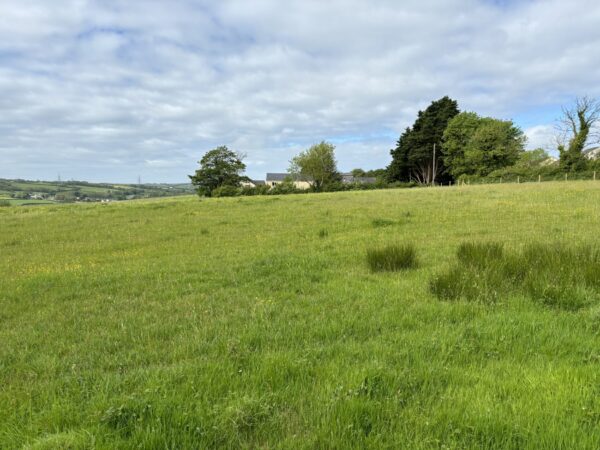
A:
[1,182,599,449]
[1,199,57,206]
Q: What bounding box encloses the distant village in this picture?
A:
[1,179,195,204]
[243,172,378,190]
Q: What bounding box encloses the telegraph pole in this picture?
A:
[432,143,436,186]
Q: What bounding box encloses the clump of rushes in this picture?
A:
[456,241,504,268]
[367,244,418,272]
[431,241,600,310]
[318,228,329,238]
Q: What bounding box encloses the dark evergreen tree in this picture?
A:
[387,96,459,184]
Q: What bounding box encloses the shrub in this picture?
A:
[239,186,258,196]
[366,244,418,272]
[0,200,11,207]
[255,185,271,195]
[212,185,240,197]
[267,181,301,195]
[387,181,418,189]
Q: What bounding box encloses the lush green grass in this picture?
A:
[432,241,600,310]
[1,182,600,449]
[366,243,418,272]
[1,198,57,206]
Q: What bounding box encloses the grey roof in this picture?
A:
[251,180,266,186]
[266,173,312,182]
[266,173,289,181]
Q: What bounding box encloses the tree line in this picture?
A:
[190,96,600,196]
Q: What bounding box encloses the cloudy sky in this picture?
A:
[2,0,600,182]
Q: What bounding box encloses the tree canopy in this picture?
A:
[442,112,526,178]
[189,146,248,197]
[557,96,600,172]
[387,96,460,184]
[289,141,340,191]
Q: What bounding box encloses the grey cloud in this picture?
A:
[1,0,600,182]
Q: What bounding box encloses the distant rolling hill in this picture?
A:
[0,178,195,205]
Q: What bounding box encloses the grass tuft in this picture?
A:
[371,218,397,228]
[432,241,600,310]
[318,228,328,238]
[366,243,418,272]
[457,241,504,268]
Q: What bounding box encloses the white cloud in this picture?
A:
[1,0,600,181]
[524,125,557,154]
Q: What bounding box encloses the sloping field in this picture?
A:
[1,182,599,449]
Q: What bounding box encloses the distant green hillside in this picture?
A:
[0,179,195,205]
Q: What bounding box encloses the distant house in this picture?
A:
[584,147,600,159]
[263,172,377,189]
[240,179,267,188]
[266,173,312,190]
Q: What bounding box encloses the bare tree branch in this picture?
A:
[556,96,600,148]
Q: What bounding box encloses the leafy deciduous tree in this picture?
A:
[514,148,552,170]
[442,112,526,178]
[189,146,248,197]
[557,96,600,172]
[289,141,340,191]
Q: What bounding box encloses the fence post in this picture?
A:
[538,174,541,183]
[594,171,596,181]
[517,176,520,184]
[565,173,568,182]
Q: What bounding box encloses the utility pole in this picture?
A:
[58,173,61,183]
[432,143,436,186]
[138,175,141,185]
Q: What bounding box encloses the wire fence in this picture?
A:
[449,171,599,186]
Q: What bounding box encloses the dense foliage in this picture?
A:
[189,146,249,197]
[387,96,459,184]
[557,97,600,172]
[351,168,387,179]
[289,141,341,191]
[442,112,526,178]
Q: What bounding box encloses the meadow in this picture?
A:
[1,181,599,449]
